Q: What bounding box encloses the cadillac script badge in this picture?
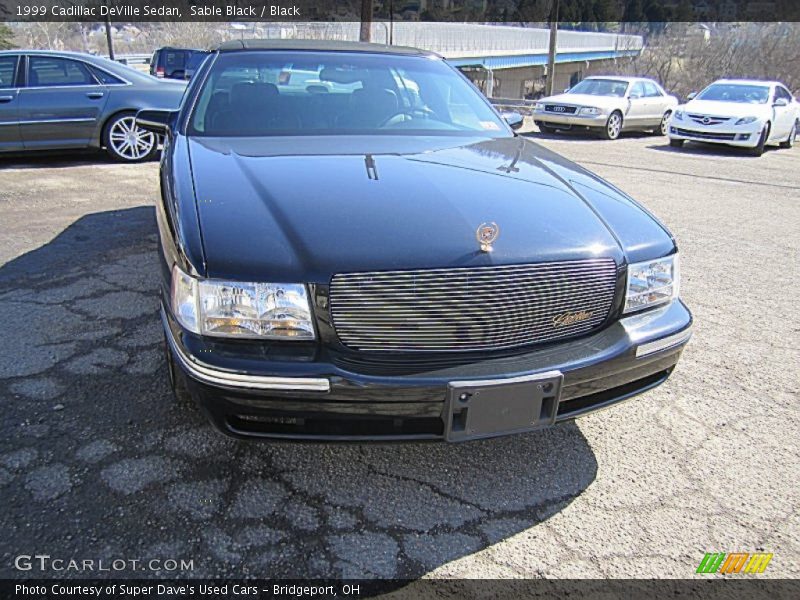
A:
[476,222,500,252]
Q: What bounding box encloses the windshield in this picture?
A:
[697,83,770,104]
[188,51,510,137]
[568,78,629,97]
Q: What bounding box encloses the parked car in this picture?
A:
[667,79,798,156]
[150,47,209,80]
[0,50,186,161]
[533,76,679,139]
[138,40,691,442]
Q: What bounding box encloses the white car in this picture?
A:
[668,79,798,156]
[532,76,678,140]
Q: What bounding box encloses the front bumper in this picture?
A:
[163,299,692,441]
[533,111,608,128]
[668,122,761,147]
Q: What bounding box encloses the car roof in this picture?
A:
[0,49,155,82]
[712,78,781,87]
[216,39,435,58]
[583,75,655,83]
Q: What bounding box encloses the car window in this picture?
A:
[774,86,792,102]
[189,51,510,138]
[28,56,96,87]
[567,78,628,97]
[88,65,125,85]
[0,55,18,89]
[697,83,769,104]
[643,81,662,97]
[630,82,645,98]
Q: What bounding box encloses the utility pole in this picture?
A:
[545,0,559,96]
[360,0,373,42]
[103,1,114,60]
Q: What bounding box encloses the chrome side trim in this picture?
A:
[17,117,96,125]
[161,309,330,393]
[635,327,692,358]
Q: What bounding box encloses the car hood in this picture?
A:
[186,135,673,282]
[541,93,623,108]
[682,99,769,118]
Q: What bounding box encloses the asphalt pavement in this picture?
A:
[0,128,798,580]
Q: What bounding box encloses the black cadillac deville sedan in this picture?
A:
[138,40,692,442]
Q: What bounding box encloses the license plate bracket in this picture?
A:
[444,371,563,442]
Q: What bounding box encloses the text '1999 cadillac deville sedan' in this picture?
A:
[137,40,692,442]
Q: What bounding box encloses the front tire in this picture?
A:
[103,112,158,163]
[749,123,769,157]
[655,111,671,136]
[602,111,623,140]
[669,139,684,148]
[779,122,796,149]
[537,122,557,134]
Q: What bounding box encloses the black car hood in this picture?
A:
[187,135,673,282]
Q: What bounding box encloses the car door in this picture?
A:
[771,86,795,139]
[642,81,668,125]
[17,55,109,150]
[0,54,23,152]
[624,81,649,128]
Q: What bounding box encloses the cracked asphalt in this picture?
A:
[0,126,798,581]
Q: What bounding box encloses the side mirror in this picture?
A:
[686,92,697,100]
[773,97,789,107]
[563,87,570,93]
[502,111,524,131]
[136,109,176,134]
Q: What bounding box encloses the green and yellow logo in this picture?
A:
[696,552,773,574]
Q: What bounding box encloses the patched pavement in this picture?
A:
[0,133,798,579]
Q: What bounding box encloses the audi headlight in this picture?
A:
[170,265,315,339]
[735,116,758,125]
[579,106,602,115]
[624,255,680,313]
[673,110,684,120]
[533,102,544,112]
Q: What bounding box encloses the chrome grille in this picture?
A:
[330,258,618,352]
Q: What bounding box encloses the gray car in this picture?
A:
[0,50,186,161]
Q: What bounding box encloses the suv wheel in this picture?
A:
[104,113,158,162]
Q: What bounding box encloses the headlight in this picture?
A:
[735,116,758,125]
[171,265,315,339]
[533,102,544,112]
[673,110,684,120]
[624,255,680,313]
[578,106,602,115]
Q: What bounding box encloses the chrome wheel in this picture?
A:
[659,112,670,136]
[605,112,622,140]
[107,115,155,161]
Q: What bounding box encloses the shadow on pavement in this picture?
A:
[521,128,657,142]
[646,140,780,158]
[0,207,598,579]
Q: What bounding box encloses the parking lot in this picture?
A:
[0,127,798,580]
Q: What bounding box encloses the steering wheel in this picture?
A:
[379,107,436,128]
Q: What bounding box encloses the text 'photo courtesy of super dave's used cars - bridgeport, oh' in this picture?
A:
[135,40,692,442]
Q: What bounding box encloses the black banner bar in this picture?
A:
[1,0,800,23]
[2,579,800,600]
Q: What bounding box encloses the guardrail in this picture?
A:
[489,97,539,115]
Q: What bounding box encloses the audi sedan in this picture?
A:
[138,40,692,442]
[0,50,185,162]
[533,76,678,139]
[668,79,798,156]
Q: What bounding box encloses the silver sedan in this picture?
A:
[533,76,678,140]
